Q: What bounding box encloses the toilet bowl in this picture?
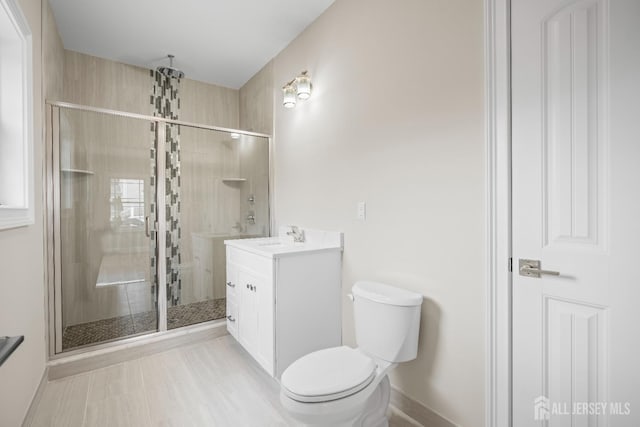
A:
[280,281,423,427]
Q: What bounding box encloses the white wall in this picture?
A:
[0,0,47,424]
[271,0,485,424]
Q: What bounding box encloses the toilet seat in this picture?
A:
[281,346,377,403]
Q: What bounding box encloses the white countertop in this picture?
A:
[224,227,343,258]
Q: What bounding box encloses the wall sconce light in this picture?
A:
[295,71,312,99]
[282,83,297,109]
[282,70,312,108]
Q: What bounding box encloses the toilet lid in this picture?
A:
[281,346,377,403]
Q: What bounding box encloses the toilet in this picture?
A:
[280,281,423,427]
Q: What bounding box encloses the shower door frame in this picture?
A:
[45,101,273,357]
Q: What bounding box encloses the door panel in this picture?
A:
[56,108,158,352]
[541,0,605,249]
[238,269,258,354]
[512,0,640,424]
[256,274,274,374]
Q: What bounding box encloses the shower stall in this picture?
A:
[46,102,271,354]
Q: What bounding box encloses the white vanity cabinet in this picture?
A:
[225,229,343,378]
[225,248,275,373]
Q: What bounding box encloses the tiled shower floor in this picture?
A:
[62,298,227,350]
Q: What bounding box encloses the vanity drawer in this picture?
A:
[227,247,272,278]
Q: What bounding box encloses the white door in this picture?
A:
[512,0,640,425]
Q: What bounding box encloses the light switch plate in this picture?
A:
[357,201,366,220]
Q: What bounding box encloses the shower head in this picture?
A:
[157,54,185,79]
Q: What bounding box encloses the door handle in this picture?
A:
[226,281,235,288]
[519,259,560,278]
[226,315,235,322]
[145,216,151,237]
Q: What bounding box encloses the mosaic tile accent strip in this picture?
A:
[150,69,182,307]
[62,298,226,350]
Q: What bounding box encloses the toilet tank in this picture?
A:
[352,281,423,363]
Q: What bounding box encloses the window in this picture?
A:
[110,178,145,230]
[0,0,33,230]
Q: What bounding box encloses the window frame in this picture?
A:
[109,178,146,231]
[0,0,34,230]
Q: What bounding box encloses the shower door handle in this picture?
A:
[145,216,151,237]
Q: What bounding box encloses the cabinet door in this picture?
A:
[237,269,259,355]
[255,274,274,374]
[236,268,274,375]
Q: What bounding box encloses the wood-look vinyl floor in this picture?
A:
[28,335,421,426]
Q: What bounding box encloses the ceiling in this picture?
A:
[49,0,335,89]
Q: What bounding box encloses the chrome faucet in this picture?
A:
[286,225,305,243]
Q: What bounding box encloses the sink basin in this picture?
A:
[259,242,286,247]
[257,238,291,247]
[257,239,307,248]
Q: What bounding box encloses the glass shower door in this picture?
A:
[51,103,272,352]
[56,108,158,351]
[165,126,270,329]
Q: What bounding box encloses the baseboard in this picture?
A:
[22,366,49,427]
[390,386,458,427]
[48,321,228,380]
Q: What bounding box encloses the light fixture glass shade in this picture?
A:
[283,84,296,108]
[296,72,312,99]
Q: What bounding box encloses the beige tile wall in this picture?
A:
[63,51,152,115]
[238,135,271,237]
[43,0,63,102]
[238,61,273,239]
[239,60,274,135]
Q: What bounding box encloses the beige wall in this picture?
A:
[270,0,485,424]
[0,0,50,424]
